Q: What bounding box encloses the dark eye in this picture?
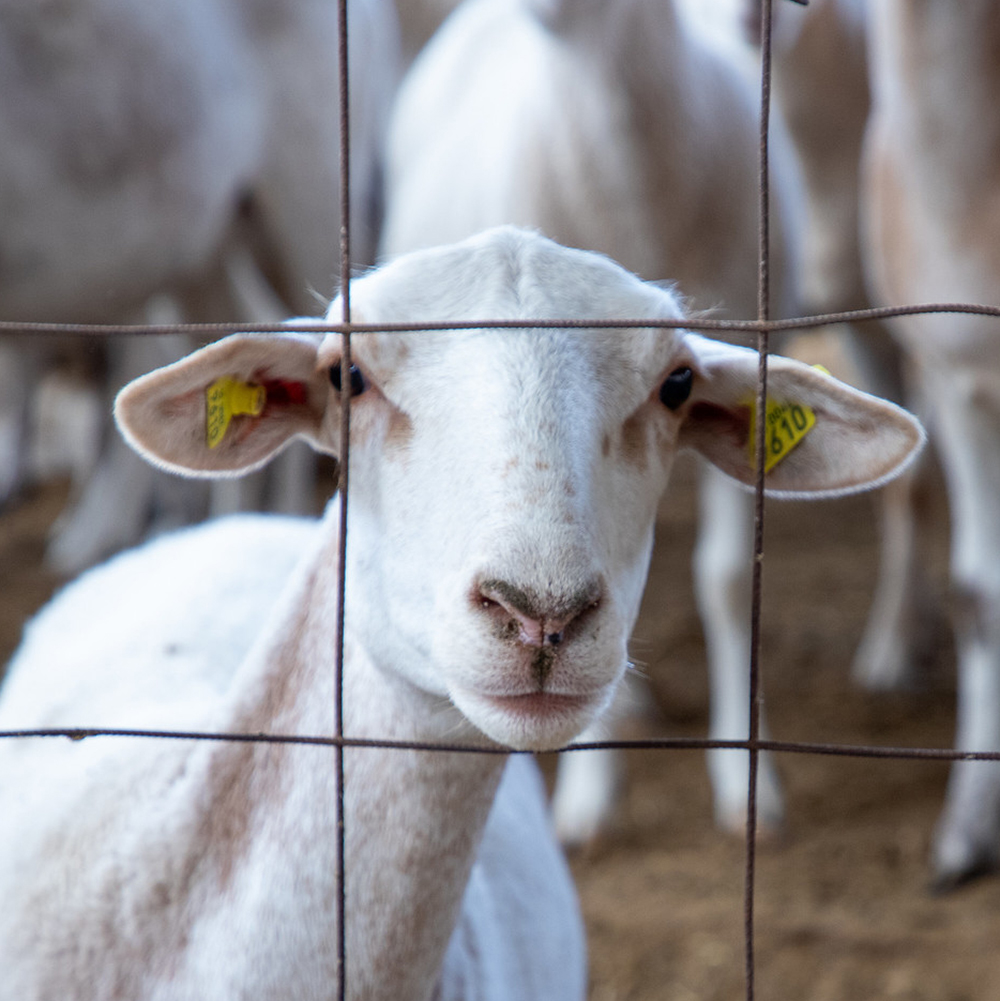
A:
[659,366,693,410]
[329,362,366,397]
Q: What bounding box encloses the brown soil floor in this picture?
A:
[1,450,996,1001]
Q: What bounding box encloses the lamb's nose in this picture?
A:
[475,577,604,648]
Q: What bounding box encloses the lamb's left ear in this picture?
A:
[115,333,336,478]
[678,335,926,498]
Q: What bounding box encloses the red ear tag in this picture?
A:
[262,379,308,406]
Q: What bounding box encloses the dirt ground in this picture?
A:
[1,451,997,1001]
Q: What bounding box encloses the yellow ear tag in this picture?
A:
[206,377,266,449]
[748,397,817,473]
[746,364,829,472]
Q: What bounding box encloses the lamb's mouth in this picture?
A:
[473,691,595,717]
[448,683,610,751]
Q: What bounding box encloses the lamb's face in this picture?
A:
[333,234,699,750]
[115,227,924,751]
[334,324,697,750]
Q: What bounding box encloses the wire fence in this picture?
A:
[0,1,997,999]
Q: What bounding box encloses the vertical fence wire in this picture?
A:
[745,0,775,997]
[334,0,352,997]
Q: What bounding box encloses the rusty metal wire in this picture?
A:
[2,301,1000,339]
[745,0,776,993]
[4,727,1000,765]
[334,1,352,996]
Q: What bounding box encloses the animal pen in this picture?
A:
[1,1,1000,998]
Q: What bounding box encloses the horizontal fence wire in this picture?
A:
[0,728,999,764]
[2,301,1000,339]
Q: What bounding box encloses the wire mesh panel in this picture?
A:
[3,1,1000,999]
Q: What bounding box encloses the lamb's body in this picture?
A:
[0,227,923,998]
[0,513,583,1000]
[382,0,798,319]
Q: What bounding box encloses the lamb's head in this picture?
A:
[115,226,924,751]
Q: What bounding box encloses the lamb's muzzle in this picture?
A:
[475,576,604,651]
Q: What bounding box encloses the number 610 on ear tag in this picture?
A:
[748,398,816,473]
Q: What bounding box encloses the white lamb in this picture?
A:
[0,227,924,999]
[862,0,1000,888]
[740,0,938,693]
[379,0,805,841]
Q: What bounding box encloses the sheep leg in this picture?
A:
[551,739,624,848]
[929,374,1000,886]
[850,467,923,688]
[839,318,936,689]
[551,676,642,846]
[694,462,783,835]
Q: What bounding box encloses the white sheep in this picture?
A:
[0,227,923,999]
[740,0,938,693]
[862,0,1000,888]
[0,0,399,570]
[378,0,804,841]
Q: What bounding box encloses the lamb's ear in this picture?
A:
[677,335,926,498]
[115,333,335,478]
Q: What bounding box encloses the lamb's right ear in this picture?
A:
[676,334,926,498]
[115,333,336,478]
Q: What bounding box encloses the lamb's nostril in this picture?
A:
[475,576,604,648]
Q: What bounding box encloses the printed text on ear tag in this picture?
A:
[206,377,266,449]
[748,398,816,473]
